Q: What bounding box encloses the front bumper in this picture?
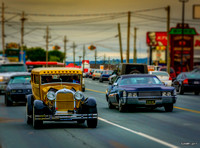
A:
[120,96,177,106]
[34,113,98,121]
[7,92,32,102]
[182,85,200,92]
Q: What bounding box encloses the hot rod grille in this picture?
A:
[138,91,161,96]
[56,93,74,111]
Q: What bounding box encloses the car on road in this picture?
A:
[92,69,103,80]
[172,72,200,95]
[106,74,177,112]
[0,63,28,94]
[149,71,172,86]
[5,73,32,106]
[26,67,98,129]
[99,70,113,82]
[159,66,176,81]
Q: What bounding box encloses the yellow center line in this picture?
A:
[86,88,200,114]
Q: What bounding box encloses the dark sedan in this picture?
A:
[106,74,177,112]
[99,70,113,82]
[5,73,32,106]
[172,72,200,95]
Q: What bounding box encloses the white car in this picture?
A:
[149,71,172,86]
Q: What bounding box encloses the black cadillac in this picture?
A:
[5,72,32,106]
[106,74,177,112]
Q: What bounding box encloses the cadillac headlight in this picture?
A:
[128,93,132,97]
[74,91,84,100]
[47,91,56,101]
[133,92,137,97]
[162,92,167,96]
[167,92,171,96]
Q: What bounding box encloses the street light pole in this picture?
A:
[179,0,188,72]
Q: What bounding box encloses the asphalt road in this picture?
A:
[0,78,200,148]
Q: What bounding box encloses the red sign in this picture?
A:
[146,32,167,46]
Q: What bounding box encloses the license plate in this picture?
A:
[194,81,200,84]
[146,100,155,105]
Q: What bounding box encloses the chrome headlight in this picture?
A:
[167,92,171,96]
[128,93,132,97]
[74,91,84,100]
[122,90,126,97]
[47,91,56,101]
[162,92,167,96]
[132,92,137,97]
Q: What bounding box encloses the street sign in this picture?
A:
[169,28,197,35]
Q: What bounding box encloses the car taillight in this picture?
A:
[169,77,172,80]
[183,79,188,84]
[93,74,95,77]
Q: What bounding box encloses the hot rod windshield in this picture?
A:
[41,75,81,84]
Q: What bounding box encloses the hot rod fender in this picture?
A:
[33,100,52,115]
[79,97,97,114]
[26,94,34,116]
[84,97,97,107]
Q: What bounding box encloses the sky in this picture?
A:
[0,0,200,62]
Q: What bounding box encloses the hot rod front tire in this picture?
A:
[33,107,43,129]
[87,119,97,128]
[26,103,32,124]
[164,104,173,112]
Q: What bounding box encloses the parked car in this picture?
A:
[26,67,98,129]
[99,70,113,82]
[149,71,172,86]
[106,74,177,112]
[172,72,200,95]
[89,69,98,78]
[92,70,103,80]
[0,62,28,94]
[5,72,32,106]
[159,66,176,81]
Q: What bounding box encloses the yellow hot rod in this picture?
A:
[26,67,97,129]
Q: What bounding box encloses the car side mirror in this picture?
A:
[113,83,118,86]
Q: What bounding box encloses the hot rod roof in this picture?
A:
[31,67,82,75]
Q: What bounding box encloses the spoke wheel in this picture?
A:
[26,103,32,124]
[33,107,43,129]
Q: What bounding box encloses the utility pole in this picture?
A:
[1,3,5,58]
[63,35,68,66]
[79,56,82,67]
[118,23,123,63]
[126,11,131,63]
[72,42,77,67]
[82,45,85,72]
[95,49,97,67]
[103,54,106,65]
[166,6,171,74]
[45,26,50,67]
[133,27,137,63]
[179,0,188,72]
[20,11,26,63]
[108,56,110,70]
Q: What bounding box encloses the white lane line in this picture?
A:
[99,117,179,148]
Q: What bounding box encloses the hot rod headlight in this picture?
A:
[47,91,56,101]
[74,91,84,100]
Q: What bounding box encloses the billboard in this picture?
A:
[146,32,167,46]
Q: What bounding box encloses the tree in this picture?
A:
[26,47,46,61]
[48,50,64,62]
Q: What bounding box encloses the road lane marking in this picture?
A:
[174,106,200,114]
[99,117,179,148]
[86,88,106,94]
[86,88,200,114]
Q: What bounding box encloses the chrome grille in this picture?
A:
[56,92,74,111]
[138,92,161,96]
